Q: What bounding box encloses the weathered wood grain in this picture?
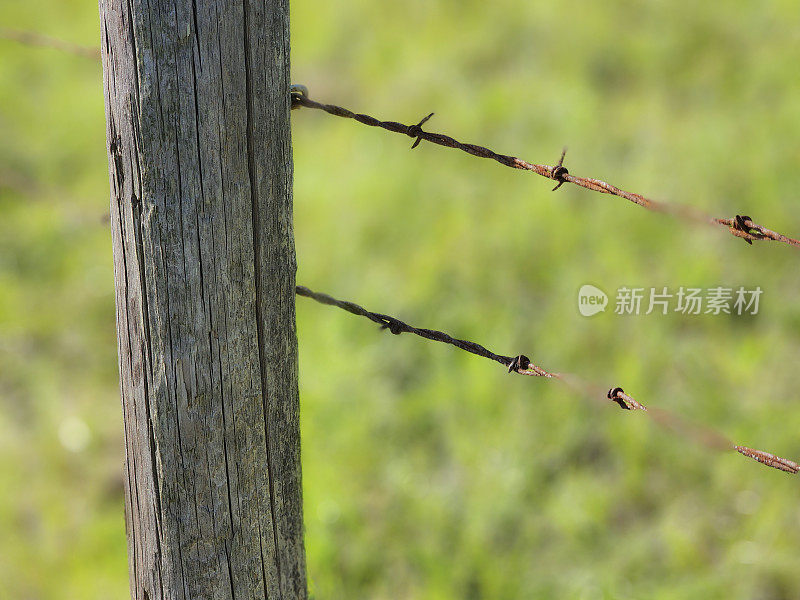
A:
[99,1,305,597]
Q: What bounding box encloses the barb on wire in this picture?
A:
[607,387,647,411]
[290,86,800,249]
[296,284,799,476]
[0,28,100,59]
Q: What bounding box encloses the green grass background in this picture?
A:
[2,1,800,598]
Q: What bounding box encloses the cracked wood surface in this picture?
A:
[100,1,306,597]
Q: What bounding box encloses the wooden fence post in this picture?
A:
[99,1,306,597]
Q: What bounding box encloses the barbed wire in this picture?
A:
[290,85,800,249]
[3,32,797,249]
[0,28,100,59]
[297,284,799,476]
[6,32,796,475]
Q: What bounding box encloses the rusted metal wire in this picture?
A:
[0,28,100,59]
[291,87,800,249]
[735,446,800,474]
[297,284,798,476]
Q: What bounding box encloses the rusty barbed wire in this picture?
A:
[0,28,100,59]
[296,284,799,476]
[6,31,794,472]
[2,32,797,247]
[290,86,800,249]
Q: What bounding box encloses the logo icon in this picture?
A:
[578,284,608,317]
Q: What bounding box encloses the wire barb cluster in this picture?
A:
[291,87,800,249]
[297,284,798,476]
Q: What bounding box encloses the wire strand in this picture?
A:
[297,284,799,476]
[291,89,800,249]
[0,28,100,59]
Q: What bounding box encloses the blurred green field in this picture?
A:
[2,1,800,598]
